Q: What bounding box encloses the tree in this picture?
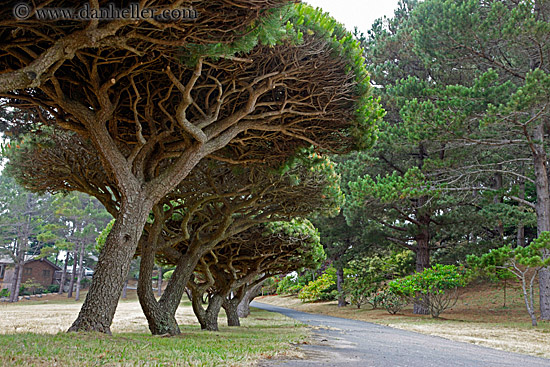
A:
[403,0,550,319]
[50,192,111,299]
[0,175,50,302]
[347,0,523,314]
[136,152,342,335]
[0,1,291,93]
[188,219,324,331]
[468,232,550,326]
[3,3,381,333]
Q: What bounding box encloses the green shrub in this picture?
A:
[343,251,415,309]
[0,288,9,298]
[47,284,59,293]
[262,277,278,295]
[388,264,469,317]
[276,275,301,295]
[298,272,336,302]
[378,289,408,314]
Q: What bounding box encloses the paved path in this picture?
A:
[252,302,550,367]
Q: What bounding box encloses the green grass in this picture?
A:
[0,309,306,367]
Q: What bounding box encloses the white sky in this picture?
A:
[305,0,400,35]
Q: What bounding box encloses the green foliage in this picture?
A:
[343,251,414,309]
[467,232,550,325]
[291,4,385,149]
[298,270,337,302]
[47,284,59,293]
[163,270,174,281]
[264,219,326,271]
[276,275,305,296]
[377,289,409,315]
[388,264,469,317]
[20,278,42,295]
[96,219,115,253]
[0,289,9,298]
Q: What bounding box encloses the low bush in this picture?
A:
[378,289,408,314]
[298,272,337,302]
[47,284,59,293]
[388,264,469,318]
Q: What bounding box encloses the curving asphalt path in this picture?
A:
[252,301,550,367]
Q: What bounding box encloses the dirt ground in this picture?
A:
[256,281,550,360]
[0,290,198,334]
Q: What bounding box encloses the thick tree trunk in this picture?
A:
[137,246,181,335]
[237,282,264,318]
[68,197,151,334]
[191,291,225,331]
[58,256,68,294]
[75,242,85,301]
[414,230,430,315]
[67,251,77,298]
[336,266,346,307]
[157,266,163,297]
[223,298,241,327]
[532,122,550,320]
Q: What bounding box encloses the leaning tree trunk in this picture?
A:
[137,245,181,336]
[75,242,85,301]
[223,297,241,326]
[137,240,209,335]
[67,250,77,298]
[9,263,23,303]
[191,290,225,331]
[237,282,264,318]
[532,122,550,320]
[68,196,151,334]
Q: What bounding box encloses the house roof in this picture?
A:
[0,256,13,264]
[26,258,62,271]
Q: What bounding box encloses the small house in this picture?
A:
[0,258,61,290]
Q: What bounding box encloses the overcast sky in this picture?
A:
[304,0,400,35]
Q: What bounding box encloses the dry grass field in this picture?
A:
[0,290,306,366]
[256,280,550,359]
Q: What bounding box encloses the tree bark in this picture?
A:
[137,245,181,336]
[68,196,151,334]
[493,169,504,240]
[517,172,526,248]
[413,222,430,315]
[532,122,550,320]
[237,282,264,318]
[157,266,163,297]
[223,298,241,327]
[191,290,225,331]
[9,262,23,303]
[336,266,346,307]
[58,255,68,295]
[75,242,85,301]
[67,250,77,298]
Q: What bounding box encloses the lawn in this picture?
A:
[256,279,550,359]
[0,291,306,366]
